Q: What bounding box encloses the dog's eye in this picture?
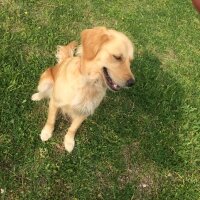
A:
[113,55,122,61]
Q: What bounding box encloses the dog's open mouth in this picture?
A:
[103,67,121,91]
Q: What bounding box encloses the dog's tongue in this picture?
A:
[113,83,120,90]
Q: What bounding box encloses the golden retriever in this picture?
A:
[32,27,135,152]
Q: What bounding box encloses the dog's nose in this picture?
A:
[126,78,135,87]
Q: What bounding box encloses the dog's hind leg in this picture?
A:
[32,41,78,101]
[31,68,54,101]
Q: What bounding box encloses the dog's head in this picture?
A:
[81,27,135,91]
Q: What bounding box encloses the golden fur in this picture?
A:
[32,27,135,152]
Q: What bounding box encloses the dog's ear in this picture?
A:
[81,27,109,60]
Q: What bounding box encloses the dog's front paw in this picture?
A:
[40,126,53,141]
[64,134,75,153]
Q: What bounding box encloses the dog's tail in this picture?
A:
[56,41,78,64]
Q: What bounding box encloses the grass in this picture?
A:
[0,0,200,199]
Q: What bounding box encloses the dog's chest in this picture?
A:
[54,75,106,116]
[71,85,106,116]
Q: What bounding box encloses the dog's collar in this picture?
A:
[73,47,78,56]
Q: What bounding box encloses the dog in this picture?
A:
[32,27,135,152]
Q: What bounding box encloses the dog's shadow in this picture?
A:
[98,51,185,169]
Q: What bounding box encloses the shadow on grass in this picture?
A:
[120,51,185,169]
[82,51,187,199]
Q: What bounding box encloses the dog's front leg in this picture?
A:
[40,99,58,141]
[64,115,86,153]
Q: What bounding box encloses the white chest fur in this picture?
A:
[71,81,106,116]
[54,77,106,116]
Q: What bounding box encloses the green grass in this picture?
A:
[0,0,200,199]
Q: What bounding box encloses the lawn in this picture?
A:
[0,0,200,199]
